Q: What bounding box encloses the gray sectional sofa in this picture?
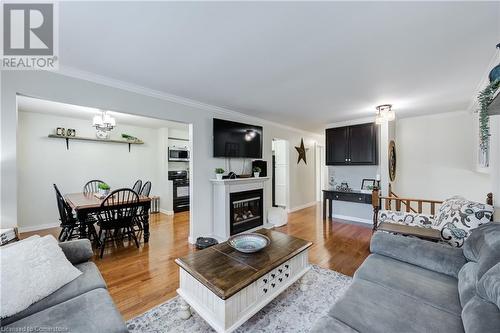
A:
[312,223,500,333]
[1,239,128,333]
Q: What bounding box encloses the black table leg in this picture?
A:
[323,196,327,220]
[143,203,151,243]
[328,198,333,219]
[76,211,88,239]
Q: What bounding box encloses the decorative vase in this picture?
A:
[98,188,110,197]
[254,172,260,178]
[489,64,500,83]
[215,174,223,180]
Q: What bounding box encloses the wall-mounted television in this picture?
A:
[213,118,263,158]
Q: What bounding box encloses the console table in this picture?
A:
[322,189,372,219]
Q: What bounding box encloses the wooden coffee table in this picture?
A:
[175,229,312,333]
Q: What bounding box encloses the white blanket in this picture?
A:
[0,235,82,318]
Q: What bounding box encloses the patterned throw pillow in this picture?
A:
[378,210,436,228]
[437,196,494,248]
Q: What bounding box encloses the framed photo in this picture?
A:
[361,179,375,191]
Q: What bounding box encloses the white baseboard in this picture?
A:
[18,223,60,233]
[287,201,318,213]
[331,214,372,225]
[160,209,174,215]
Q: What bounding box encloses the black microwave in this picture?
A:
[168,148,189,161]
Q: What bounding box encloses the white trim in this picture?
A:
[331,214,372,225]
[18,223,59,233]
[324,117,374,129]
[160,209,174,216]
[57,65,321,137]
[287,201,318,213]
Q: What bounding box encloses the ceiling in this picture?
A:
[58,2,500,132]
[17,95,189,130]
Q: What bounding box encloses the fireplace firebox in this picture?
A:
[230,189,263,235]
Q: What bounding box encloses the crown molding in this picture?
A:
[324,116,374,129]
[56,65,322,138]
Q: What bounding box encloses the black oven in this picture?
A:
[168,171,190,212]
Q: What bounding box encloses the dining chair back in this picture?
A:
[53,184,78,241]
[96,188,140,258]
[132,179,142,194]
[83,179,105,194]
[140,181,152,197]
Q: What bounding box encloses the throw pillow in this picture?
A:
[0,235,82,318]
[437,196,494,247]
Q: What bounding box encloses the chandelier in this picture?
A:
[375,104,395,124]
[92,110,116,138]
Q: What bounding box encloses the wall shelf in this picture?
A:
[48,134,144,152]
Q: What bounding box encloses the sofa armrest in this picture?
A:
[58,239,93,265]
[370,231,466,278]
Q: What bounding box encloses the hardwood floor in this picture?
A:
[20,203,372,320]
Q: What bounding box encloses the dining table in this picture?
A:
[64,192,152,243]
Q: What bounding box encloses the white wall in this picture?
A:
[392,111,492,203]
[17,111,166,231]
[1,70,322,242]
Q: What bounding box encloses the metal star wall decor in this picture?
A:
[295,138,308,164]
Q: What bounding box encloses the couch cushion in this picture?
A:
[378,210,436,228]
[465,223,500,278]
[310,315,359,333]
[476,262,500,309]
[4,288,127,333]
[1,262,106,326]
[355,254,462,315]
[462,296,500,333]
[370,231,466,278]
[462,223,500,263]
[328,278,464,333]
[458,262,479,308]
[436,197,493,248]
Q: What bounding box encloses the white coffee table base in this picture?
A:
[177,249,310,333]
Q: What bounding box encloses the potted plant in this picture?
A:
[98,182,110,197]
[215,168,225,180]
[253,166,261,178]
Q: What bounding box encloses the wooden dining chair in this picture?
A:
[140,181,152,196]
[54,184,100,243]
[83,179,105,194]
[54,184,79,241]
[134,181,152,231]
[96,188,140,258]
[132,180,142,194]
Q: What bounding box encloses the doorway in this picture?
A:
[15,95,193,245]
[272,139,290,210]
[315,144,326,201]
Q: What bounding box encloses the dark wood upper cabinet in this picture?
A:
[325,122,378,165]
[326,126,348,164]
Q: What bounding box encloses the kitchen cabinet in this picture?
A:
[325,122,377,165]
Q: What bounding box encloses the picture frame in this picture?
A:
[361,179,376,191]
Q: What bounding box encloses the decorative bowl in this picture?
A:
[228,233,270,253]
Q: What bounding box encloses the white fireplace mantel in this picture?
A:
[211,177,270,241]
[209,177,270,185]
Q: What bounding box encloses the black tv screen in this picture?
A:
[213,118,263,158]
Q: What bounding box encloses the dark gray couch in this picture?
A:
[1,239,128,333]
[312,223,500,333]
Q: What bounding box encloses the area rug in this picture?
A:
[127,265,351,333]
